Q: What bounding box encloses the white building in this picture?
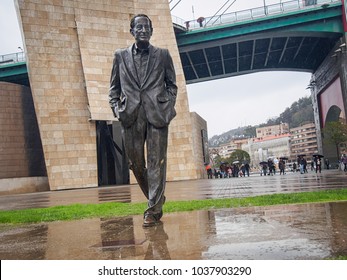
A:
[242,134,291,168]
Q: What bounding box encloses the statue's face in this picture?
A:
[131,16,152,46]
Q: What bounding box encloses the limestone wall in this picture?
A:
[0,82,46,180]
[0,177,49,195]
[190,112,208,179]
[15,0,202,190]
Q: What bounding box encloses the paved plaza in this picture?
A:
[0,170,346,259]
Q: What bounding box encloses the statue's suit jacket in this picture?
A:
[109,44,178,128]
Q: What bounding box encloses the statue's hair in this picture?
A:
[130,14,153,29]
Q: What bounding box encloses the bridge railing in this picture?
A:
[0,52,25,66]
[172,0,341,31]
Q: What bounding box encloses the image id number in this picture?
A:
[192,266,251,276]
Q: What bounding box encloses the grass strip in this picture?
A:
[0,188,347,224]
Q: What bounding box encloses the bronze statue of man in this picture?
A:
[109,14,177,227]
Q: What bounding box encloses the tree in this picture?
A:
[279,107,291,124]
[290,105,314,127]
[228,149,250,164]
[322,121,347,160]
[210,149,222,168]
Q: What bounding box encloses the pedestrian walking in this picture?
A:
[279,159,286,175]
[341,154,347,172]
[244,162,250,177]
[325,158,330,169]
[205,164,213,179]
[315,157,321,173]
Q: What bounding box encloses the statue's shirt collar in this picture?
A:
[133,43,150,55]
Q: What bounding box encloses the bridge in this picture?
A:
[173,0,344,84]
[0,0,344,86]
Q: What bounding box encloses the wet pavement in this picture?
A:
[0,170,346,211]
[0,170,346,259]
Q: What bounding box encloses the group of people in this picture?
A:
[205,162,250,178]
[260,158,280,176]
[260,155,323,175]
[289,155,322,174]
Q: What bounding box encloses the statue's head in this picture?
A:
[130,14,153,48]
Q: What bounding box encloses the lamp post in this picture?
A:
[17,47,24,62]
[263,0,267,15]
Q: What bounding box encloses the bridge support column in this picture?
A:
[310,82,323,155]
[338,35,347,120]
[15,0,205,191]
[311,36,347,162]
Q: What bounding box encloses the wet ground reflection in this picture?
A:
[203,203,347,259]
[0,201,346,260]
[0,171,346,211]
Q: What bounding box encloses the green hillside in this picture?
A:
[209,96,314,147]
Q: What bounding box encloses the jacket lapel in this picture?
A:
[124,45,141,88]
[142,45,158,86]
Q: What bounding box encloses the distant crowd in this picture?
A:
[205,162,250,179]
[204,153,347,179]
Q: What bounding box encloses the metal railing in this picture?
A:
[171,0,341,31]
[0,51,25,66]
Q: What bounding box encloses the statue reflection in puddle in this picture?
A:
[143,222,171,260]
[98,217,171,259]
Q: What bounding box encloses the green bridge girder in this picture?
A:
[0,62,29,86]
[0,2,344,86]
[176,2,344,84]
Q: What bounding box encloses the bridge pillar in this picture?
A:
[0,82,48,194]
[15,0,205,191]
[339,36,347,120]
[311,36,347,162]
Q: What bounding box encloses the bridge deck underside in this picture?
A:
[180,34,341,84]
[0,63,29,86]
[177,3,343,84]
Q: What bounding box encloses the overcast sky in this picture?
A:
[1,0,312,137]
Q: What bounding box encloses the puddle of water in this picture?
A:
[0,201,346,260]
